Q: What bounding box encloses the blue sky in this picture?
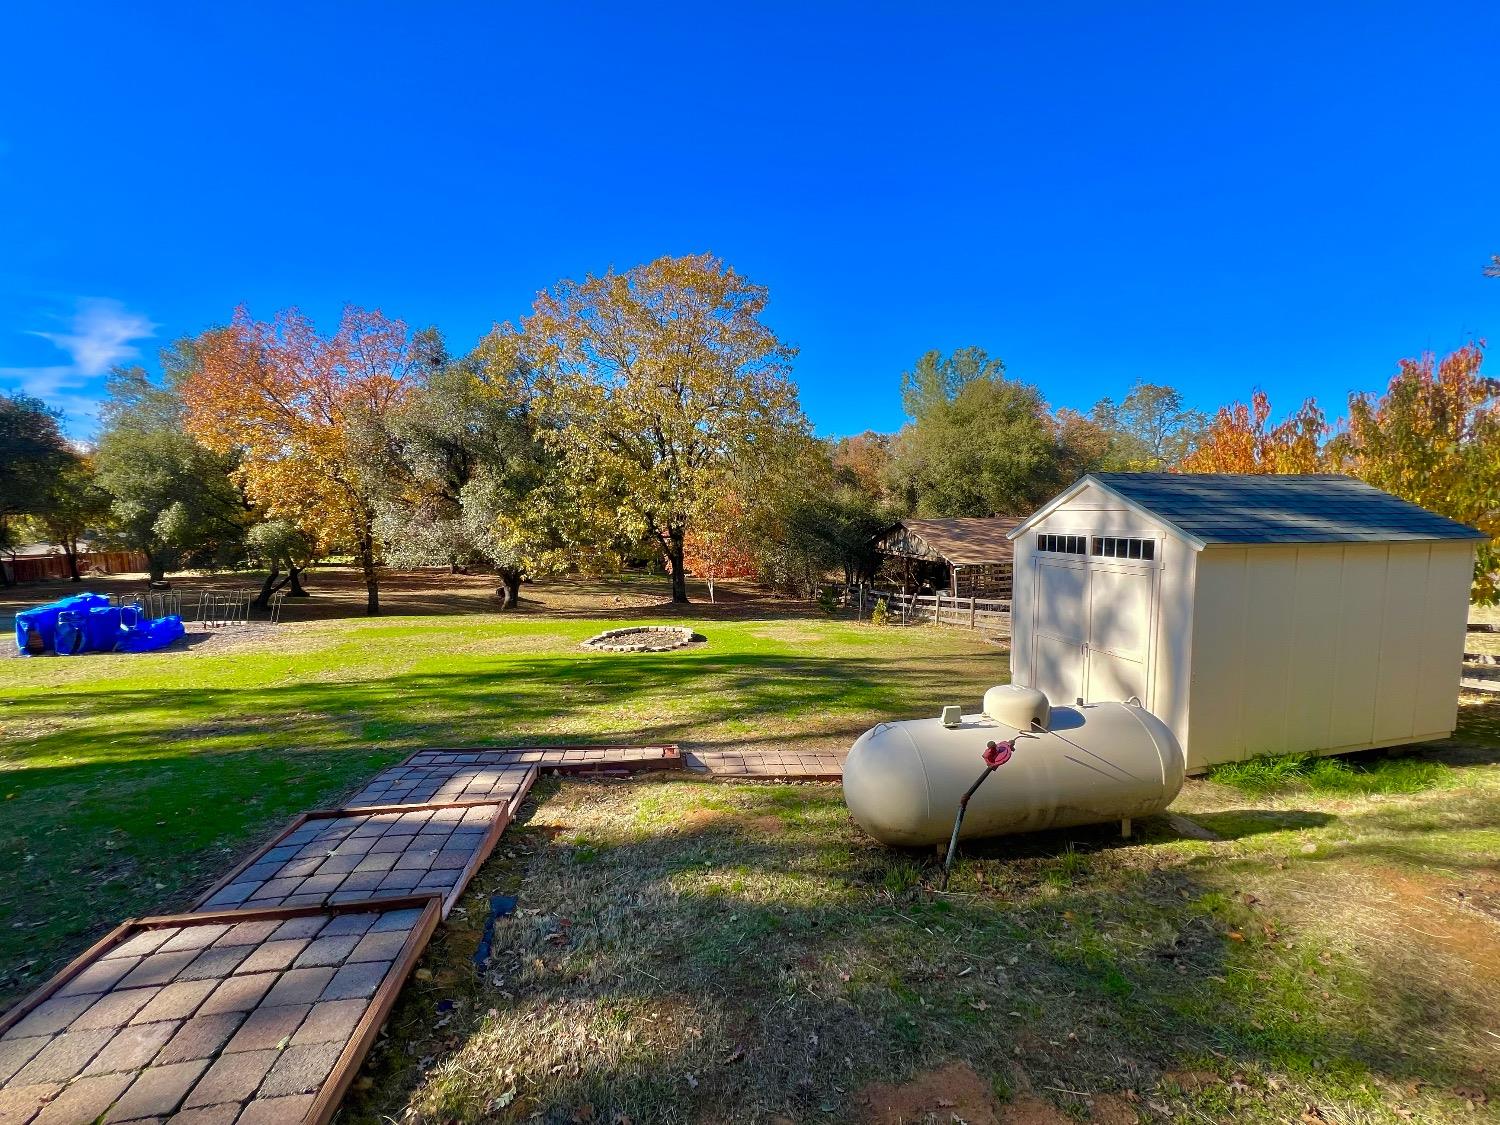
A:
[2,2,1496,438]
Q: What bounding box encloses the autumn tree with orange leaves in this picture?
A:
[1178,390,1327,474]
[1330,343,1500,602]
[183,305,418,615]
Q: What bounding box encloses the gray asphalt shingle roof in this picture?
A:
[1088,473,1487,546]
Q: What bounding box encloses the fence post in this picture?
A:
[970,596,976,629]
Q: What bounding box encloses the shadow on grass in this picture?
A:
[347,784,1496,1124]
[5,650,1006,771]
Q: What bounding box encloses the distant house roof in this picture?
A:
[886,517,1022,566]
[1011,473,1488,548]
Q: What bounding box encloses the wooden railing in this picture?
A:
[840,584,1011,634]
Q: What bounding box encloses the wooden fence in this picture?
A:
[842,585,1012,635]
[2,550,148,585]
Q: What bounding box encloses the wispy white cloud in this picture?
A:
[32,298,157,376]
[0,298,156,435]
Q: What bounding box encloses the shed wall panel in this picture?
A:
[1285,549,1343,754]
[1373,544,1432,741]
[1412,543,1475,736]
[1185,549,1249,765]
[1241,547,1299,757]
[1329,549,1387,748]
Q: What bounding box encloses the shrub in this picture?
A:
[870,597,890,626]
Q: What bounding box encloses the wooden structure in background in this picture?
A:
[877,516,1020,597]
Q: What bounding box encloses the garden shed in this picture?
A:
[1006,473,1485,771]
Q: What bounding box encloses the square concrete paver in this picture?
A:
[195,804,515,918]
[0,900,438,1125]
[683,749,846,780]
[342,761,537,809]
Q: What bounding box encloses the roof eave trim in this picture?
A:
[1006,475,1209,550]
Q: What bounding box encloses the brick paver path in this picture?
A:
[193,802,525,918]
[342,761,538,810]
[0,899,438,1125]
[399,745,682,773]
[683,750,845,780]
[0,744,681,1124]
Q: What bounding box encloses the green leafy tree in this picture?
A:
[0,393,72,584]
[245,519,317,608]
[1089,382,1208,468]
[94,356,250,582]
[376,327,561,609]
[888,349,1106,517]
[28,455,115,582]
[525,253,806,603]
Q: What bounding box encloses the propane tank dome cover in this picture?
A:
[983,685,1050,731]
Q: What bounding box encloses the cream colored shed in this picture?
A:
[1006,473,1485,772]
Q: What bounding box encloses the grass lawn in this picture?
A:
[349,740,1500,1125]
[2,573,1498,1123]
[0,575,1005,1008]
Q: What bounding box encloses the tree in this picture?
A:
[29,455,114,582]
[524,253,805,603]
[887,349,1108,517]
[0,393,72,583]
[1178,390,1327,474]
[94,360,250,582]
[377,327,559,609]
[245,519,316,608]
[1329,343,1500,602]
[828,431,893,500]
[185,305,419,615]
[683,491,759,602]
[1089,382,1208,468]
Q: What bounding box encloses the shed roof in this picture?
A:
[1053,473,1487,547]
[892,517,1022,565]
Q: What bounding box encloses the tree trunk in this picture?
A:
[667,526,688,604]
[148,553,168,585]
[496,568,522,610]
[358,531,380,616]
[253,566,282,609]
[287,566,308,597]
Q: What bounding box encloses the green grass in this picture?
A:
[347,768,1500,1125]
[0,597,1005,1005]
[1206,749,1456,796]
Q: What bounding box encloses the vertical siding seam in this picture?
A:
[1369,545,1391,746]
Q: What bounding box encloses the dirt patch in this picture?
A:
[1373,867,1500,986]
[743,815,785,835]
[858,1061,1002,1124]
[999,1096,1075,1124]
[1085,1093,1140,1124]
[1161,1071,1223,1093]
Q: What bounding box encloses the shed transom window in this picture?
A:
[1037,533,1087,555]
[1092,536,1155,560]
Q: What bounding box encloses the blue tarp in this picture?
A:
[14,593,110,654]
[116,614,185,653]
[14,595,185,655]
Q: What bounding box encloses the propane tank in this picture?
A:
[842,690,1185,847]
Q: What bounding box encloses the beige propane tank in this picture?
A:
[841,691,1185,847]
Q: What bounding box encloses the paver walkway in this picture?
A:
[0,744,679,1124]
[684,749,846,780]
[0,898,438,1125]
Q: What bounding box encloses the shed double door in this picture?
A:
[1031,556,1155,705]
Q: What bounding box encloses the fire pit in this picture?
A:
[582,626,703,653]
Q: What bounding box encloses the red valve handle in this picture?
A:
[983,739,1015,768]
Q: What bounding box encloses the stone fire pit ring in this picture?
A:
[582,626,703,653]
